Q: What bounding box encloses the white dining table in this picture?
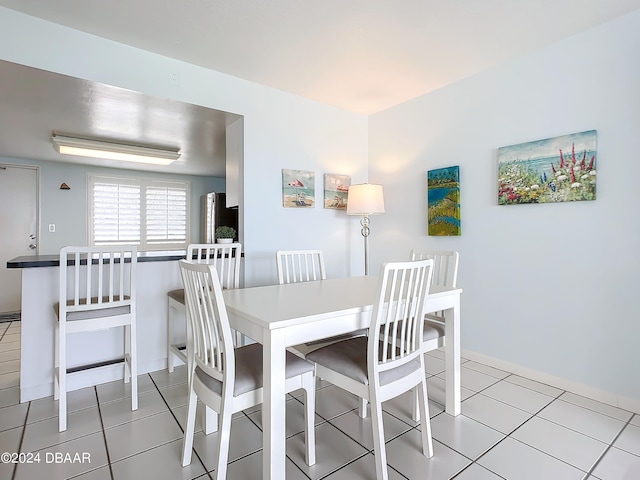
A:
[222,275,462,480]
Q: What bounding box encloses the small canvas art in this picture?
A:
[428,166,461,236]
[282,169,315,208]
[323,174,350,209]
[498,130,597,205]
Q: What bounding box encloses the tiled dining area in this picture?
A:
[0,320,638,480]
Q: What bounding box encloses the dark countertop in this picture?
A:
[7,251,188,269]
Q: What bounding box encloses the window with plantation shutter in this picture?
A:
[89,175,189,250]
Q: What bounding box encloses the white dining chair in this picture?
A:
[409,249,459,347]
[55,245,138,432]
[307,259,435,480]
[276,249,326,284]
[409,249,459,420]
[167,243,242,372]
[278,249,368,372]
[178,260,316,476]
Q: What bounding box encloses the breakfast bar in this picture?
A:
[7,252,186,402]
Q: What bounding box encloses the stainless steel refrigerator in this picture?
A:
[200,192,239,243]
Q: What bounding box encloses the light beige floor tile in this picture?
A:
[225,449,309,480]
[481,380,555,414]
[193,414,264,471]
[431,411,505,460]
[100,389,170,429]
[22,406,102,453]
[27,387,98,424]
[286,422,368,480]
[0,385,20,408]
[512,416,608,471]
[614,422,640,456]
[461,393,532,435]
[477,437,584,480]
[0,371,20,389]
[538,399,627,444]
[14,431,108,480]
[385,432,472,480]
[105,411,183,463]
[111,438,206,480]
[95,374,156,405]
[0,427,22,479]
[559,391,634,422]
[0,402,28,432]
[592,446,640,480]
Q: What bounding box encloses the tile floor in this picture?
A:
[0,320,638,479]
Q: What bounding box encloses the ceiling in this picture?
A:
[0,61,236,176]
[1,1,640,174]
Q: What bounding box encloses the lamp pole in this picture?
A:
[360,214,371,275]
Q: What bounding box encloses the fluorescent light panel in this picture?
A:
[51,134,180,166]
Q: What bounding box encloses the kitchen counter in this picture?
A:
[7,250,188,268]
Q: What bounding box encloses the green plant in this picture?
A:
[215,225,236,239]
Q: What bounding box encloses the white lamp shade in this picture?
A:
[347,183,385,215]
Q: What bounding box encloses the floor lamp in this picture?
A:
[347,183,385,275]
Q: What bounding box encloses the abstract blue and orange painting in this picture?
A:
[428,166,460,236]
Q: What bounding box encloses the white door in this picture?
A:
[0,164,38,314]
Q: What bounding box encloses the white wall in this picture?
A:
[0,156,223,254]
[369,10,640,406]
[0,7,369,285]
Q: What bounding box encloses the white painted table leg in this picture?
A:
[262,330,287,479]
[445,295,461,416]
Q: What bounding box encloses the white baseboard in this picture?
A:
[462,349,640,415]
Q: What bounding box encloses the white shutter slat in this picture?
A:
[90,176,188,249]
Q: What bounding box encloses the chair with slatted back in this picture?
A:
[410,249,459,350]
[55,245,137,432]
[278,250,369,368]
[409,249,459,420]
[276,249,326,284]
[178,260,316,476]
[307,259,435,480]
[167,243,241,372]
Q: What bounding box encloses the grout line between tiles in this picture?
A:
[149,372,213,479]
[10,399,30,480]
[583,415,634,479]
[94,386,115,480]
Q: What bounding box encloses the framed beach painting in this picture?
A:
[323,174,350,209]
[498,130,597,205]
[282,169,315,207]
[428,166,461,236]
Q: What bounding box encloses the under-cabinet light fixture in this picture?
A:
[51,134,180,166]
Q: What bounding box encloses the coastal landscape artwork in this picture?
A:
[324,174,350,209]
[428,166,461,236]
[282,169,315,208]
[498,130,597,205]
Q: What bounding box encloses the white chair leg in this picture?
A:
[124,325,131,384]
[215,401,234,480]
[53,325,60,400]
[181,389,198,466]
[412,386,421,422]
[417,378,433,457]
[58,330,67,432]
[129,323,138,411]
[358,397,368,418]
[168,302,176,373]
[302,372,316,466]
[370,389,389,480]
[203,406,219,435]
